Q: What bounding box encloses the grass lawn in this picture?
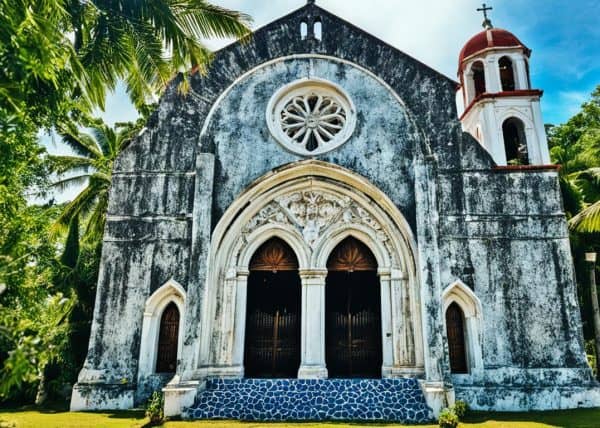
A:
[1,406,600,428]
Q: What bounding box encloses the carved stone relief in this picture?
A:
[241,189,391,252]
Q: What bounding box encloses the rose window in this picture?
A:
[267,79,356,156]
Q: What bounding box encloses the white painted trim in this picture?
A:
[138,279,186,383]
[442,280,484,376]
[197,161,424,378]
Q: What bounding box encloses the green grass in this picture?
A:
[1,406,600,428]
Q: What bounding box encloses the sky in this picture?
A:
[45,0,600,201]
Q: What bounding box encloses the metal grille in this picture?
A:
[326,268,382,378]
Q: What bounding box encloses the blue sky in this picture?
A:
[45,0,599,201]
[97,0,600,126]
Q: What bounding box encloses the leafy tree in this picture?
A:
[549,84,600,379]
[48,118,138,242]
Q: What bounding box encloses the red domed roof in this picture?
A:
[459,28,529,70]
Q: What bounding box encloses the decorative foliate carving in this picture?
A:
[242,189,391,250]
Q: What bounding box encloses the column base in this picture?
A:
[382,365,425,378]
[204,365,244,378]
[419,380,454,418]
[298,365,328,379]
[163,379,202,417]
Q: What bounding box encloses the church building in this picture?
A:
[70,1,600,422]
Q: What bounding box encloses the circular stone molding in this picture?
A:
[266,79,356,156]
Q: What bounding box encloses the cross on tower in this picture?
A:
[477,3,494,29]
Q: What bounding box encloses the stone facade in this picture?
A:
[71,2,600,419]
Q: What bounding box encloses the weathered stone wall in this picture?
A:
[72,2,595,412]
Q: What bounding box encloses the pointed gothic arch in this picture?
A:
[197,161,424,379]
[442,280,484,376]
[138,279,186,381]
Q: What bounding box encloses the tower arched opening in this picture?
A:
[502,117,529,165]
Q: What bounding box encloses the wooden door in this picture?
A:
[156,302,180,373]
[326,237,382,378]
[244,238,301,378]
[446,302,468,373]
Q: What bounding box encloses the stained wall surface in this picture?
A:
[72,3,595,412]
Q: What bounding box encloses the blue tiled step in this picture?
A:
[184,378,433,423]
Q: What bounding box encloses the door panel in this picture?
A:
[244,238,301,378]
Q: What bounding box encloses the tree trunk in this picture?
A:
[590,262,600,381]
[35,369,47,406]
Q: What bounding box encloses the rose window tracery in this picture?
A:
[267,79,356,156]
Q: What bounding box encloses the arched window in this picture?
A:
[314,18,322,41]
[156,302,180,373]
[471,61,486,98]
[300,21,308,40]
[502,117,529,165]
[445,302,468,374]
[499,57,515,91]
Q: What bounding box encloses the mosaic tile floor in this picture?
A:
[184,378,433,423]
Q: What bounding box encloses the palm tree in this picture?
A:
[49,118,140,241]
[69,0,252,109]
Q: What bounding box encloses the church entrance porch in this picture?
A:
[244,238,301,378]
[326,237,382,378]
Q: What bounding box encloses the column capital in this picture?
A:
[298,268,329,279]
[236,269,250,278]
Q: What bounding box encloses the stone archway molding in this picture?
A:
[137,279,186,385]
[197,160,424,380]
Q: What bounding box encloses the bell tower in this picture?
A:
[456,4,551,166]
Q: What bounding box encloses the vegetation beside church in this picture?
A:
[548,86,600,378]
[0,0,250,405]
[0,0,598,413]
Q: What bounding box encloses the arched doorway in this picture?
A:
[325,237,382,378]
[446,302,468,374]
[244,238,301,378]
[156,302,180,373]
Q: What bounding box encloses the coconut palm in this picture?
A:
[69,0,252,109]
[49,119,140,241]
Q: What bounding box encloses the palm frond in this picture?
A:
[56,121,103,158]
[47,154,93,175]
[569,200,600,234]
[51,174,91,192]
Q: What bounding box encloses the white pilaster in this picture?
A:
[231,270,249,372]
[379,269,394,376]
[298,269,328,379]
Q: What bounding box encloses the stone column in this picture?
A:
[163,152,214,417]
[414,158,453,417]
[513,57,529,90]
[297,269,328,379]
[484,57,500,93]
[231,270,249,374]
[379,269,394,377]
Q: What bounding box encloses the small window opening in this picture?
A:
[502,117,529,165]
[499,57,515,91]
[314,19,322,41]
[446,302,468,374]
[471,61,486,98]
[156,302,180,373]
[300,21,308,40]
